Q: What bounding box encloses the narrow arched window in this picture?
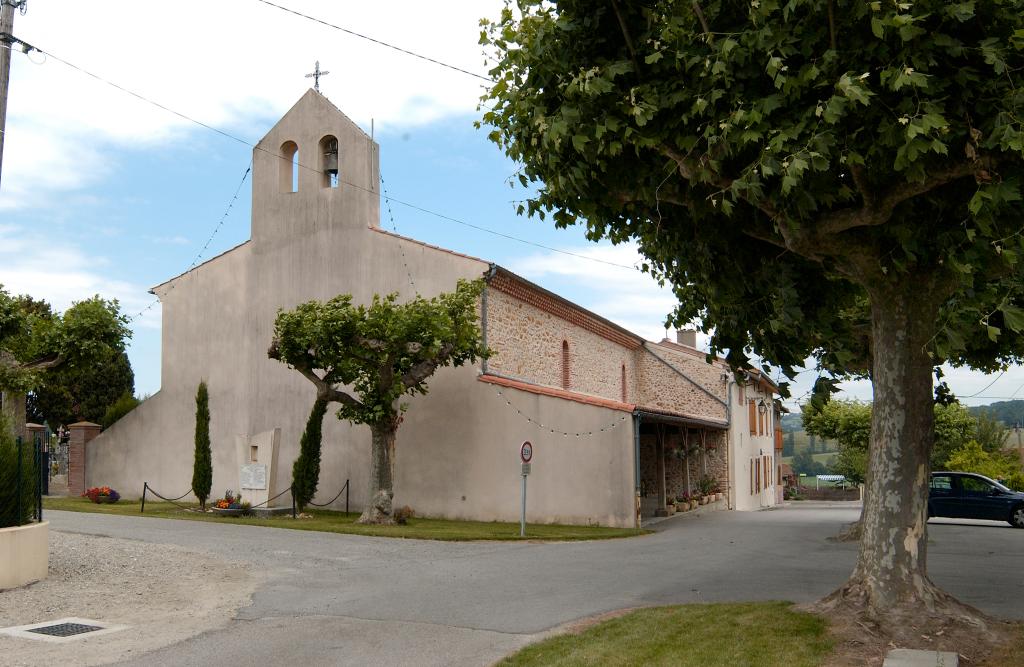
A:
[561,340,570,390]
[319,135,339,188]
[621,363,627,402]
[280,141,299,193]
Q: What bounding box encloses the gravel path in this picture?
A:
[0,529,259,667]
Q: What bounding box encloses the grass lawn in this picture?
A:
[43,497,648,541]
[499,602,833,667]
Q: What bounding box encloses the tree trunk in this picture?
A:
[816,281,984,624]
[358,417,399,524]
[1,391,26,441]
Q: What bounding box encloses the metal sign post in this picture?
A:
[520,441,533,537]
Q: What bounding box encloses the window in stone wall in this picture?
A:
[748,400,757,436]
[561,340,570,390]
[620,363,627,403]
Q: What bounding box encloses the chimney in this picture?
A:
[676,329,698,348]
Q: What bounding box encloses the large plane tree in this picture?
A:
[268,280,489,524]
[481,0,1024,627]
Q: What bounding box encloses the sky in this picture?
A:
[1,0,1022,411]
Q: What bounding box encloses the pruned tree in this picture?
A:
[269,279,490,524]
[192,381,212,510]
[481,0,1024,627]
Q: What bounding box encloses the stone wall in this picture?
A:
[636,343,728,423]
[485,287,638,402]
[639,428,727,504]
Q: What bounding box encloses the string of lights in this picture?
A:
[128,161,252,322]
[493,386,630,438]
[252,0,492,83]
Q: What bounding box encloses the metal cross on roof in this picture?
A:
[305,60,329,93]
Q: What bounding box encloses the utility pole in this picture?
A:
[0,0,26,191]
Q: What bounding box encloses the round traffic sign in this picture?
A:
[520,441,533,463]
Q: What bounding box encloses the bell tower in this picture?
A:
[250,89,380,247]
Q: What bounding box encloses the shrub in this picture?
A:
[100,392,140,429]
[0,415,37,528]
[394,505,415,525]
[697,475,716,496]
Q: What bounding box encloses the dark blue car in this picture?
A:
[929,472,1024,528]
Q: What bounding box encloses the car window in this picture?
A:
[960,476,994,495]
[930,476,954,495]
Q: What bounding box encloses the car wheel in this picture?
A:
[1010,505,1024,529]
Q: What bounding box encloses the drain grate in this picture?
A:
[1,617,127,643]
[27,622,104,638]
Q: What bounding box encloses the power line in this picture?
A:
[130,161,252,322]
[10,39,641,273]
[252,0,492,83]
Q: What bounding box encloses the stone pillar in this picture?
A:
[68,421,101,496]
[25,422,45,446]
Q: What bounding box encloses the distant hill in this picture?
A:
[780,413,804,433]
[968,400,1024,428]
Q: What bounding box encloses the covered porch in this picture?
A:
[636,411,729,521]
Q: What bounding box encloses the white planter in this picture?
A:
[0,521,48,590]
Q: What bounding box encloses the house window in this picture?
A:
[561,340,570,390]
[748,400,757,436]
[280,140,299,193]
[620,363,627,403]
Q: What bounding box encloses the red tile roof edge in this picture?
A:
[478,374,636,413]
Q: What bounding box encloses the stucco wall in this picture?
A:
[729,380,777,511]
[485,288,637,403]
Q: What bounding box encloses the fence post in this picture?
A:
[34,436,42,522]
[16,436,23,524]
[291,489,296,519]
[141,482,147,513]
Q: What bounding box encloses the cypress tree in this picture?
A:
[192,381,212,510]
[292,397,328,512]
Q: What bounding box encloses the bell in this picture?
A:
[323,139,339,176]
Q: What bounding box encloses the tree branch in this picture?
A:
[610,0,641,75]
[402,343,456,389]
[268,339,363,409]
[820,158,995,235]
[691,0,710,34]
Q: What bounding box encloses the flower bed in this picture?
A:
[83,486,121,504]
[211,490,251,516]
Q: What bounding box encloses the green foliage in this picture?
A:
[270,279,491,426]
[804,399,1008,481]
[790,449,831,477]
[783,431,795,456]
[0,414,37,528]
[969,400,1024,428]
[192,382,212,508]
[100,392,141,430]
[292,398,328,512]
[946,440,1024,490]
[802,400,871,483]
[481,0,1024,381]
[1,292,134,427]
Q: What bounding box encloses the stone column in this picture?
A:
[68,421,101,496]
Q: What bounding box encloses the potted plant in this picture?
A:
[211,490,251,516]
[675,494,689,512]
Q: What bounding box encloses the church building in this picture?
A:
[86,91,780,527]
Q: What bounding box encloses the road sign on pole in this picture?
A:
[520,441,533,537]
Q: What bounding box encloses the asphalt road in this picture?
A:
[42,504,1024,666]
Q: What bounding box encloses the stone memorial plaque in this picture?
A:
[240,463,268,490]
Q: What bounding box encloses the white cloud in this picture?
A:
[1,0,501,209]
[0,225,160,331]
